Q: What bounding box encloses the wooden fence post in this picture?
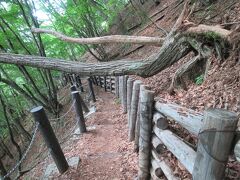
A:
[115,76,119,98]
[31,107,69,174]
[119,76,123,103]
[70,85,89,113]
[134,102,141,152]
[87,78,96,102]
[71,91,87,133]
[109,77,113,92]
[122,75,128,114]
[127,78,134,126]
[192,109,238,180]
[104,76,107,92]
[128,80,142,141]
[138,85,154,180]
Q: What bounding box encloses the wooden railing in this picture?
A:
[64,73,240,180]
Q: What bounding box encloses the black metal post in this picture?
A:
[77,76,84,92]
[87,78,96,102]
[31,107,69,174]
[98,76,102,87]
[94,76,99,86]
[71,91,87,133]
[70,85,89,113]
[70,85,77,92]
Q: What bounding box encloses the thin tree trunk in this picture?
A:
[0,94,23,172]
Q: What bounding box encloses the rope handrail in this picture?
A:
[49,100,75,121]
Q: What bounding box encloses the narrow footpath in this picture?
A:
[24,86,138,179]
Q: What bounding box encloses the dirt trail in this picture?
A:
[31,86,138,180]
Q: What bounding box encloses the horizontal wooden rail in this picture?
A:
[155,102,203,135]
[153,126,196,174]
[151,150,178,180]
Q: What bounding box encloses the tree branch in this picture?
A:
[31,28,165,46]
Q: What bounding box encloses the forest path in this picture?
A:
[48,86,137,179]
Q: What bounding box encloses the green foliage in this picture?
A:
[114,98,121,105]
[204,31,221,40]
[0,0,128,136]
[195,75,204,85]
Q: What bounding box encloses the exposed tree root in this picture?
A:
[168,42,212,94]
[168,55,201,94]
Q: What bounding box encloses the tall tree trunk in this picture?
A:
[0,137,14,159]
[0,94,22,172]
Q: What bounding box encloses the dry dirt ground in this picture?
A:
[22,86,138,179]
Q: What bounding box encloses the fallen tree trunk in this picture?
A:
[0,12,235,78]
[0,33,190,77]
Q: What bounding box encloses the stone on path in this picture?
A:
[43,156,80,179]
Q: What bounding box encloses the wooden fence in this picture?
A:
[64,74,240,180]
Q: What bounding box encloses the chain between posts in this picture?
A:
[49,100,75,121]
[2,122,39,180]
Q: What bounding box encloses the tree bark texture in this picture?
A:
[192,109,238,180]
[138,85,154,180]
[128,80,142,141]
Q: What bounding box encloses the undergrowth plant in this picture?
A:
[195,74,204,85]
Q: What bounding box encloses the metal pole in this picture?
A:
[70,85,89,113]
[87,78,96,102]
[31,107,69,174]
[71,91,87,133]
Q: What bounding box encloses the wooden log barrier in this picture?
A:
[235,139,240,162]
[138,85,154,180]
[71,91,87,133]
[128,80,142,142]
[152,135,165,154]
[104,76,107,92]
[115,76,119,98]
[153,127,196,174]
[70,85,89,113]
[122,75,128,114]
[192,109,238,180]
[151,158,163,178]
[134,100,141,152]
[153,112,168,130]
[119,76,124,105]
[234,127,240,162]
[151,150,178,180]
[155,102,203,135]
[87,78,96,102]
[127,78,134,126]
[31,107,69,174]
